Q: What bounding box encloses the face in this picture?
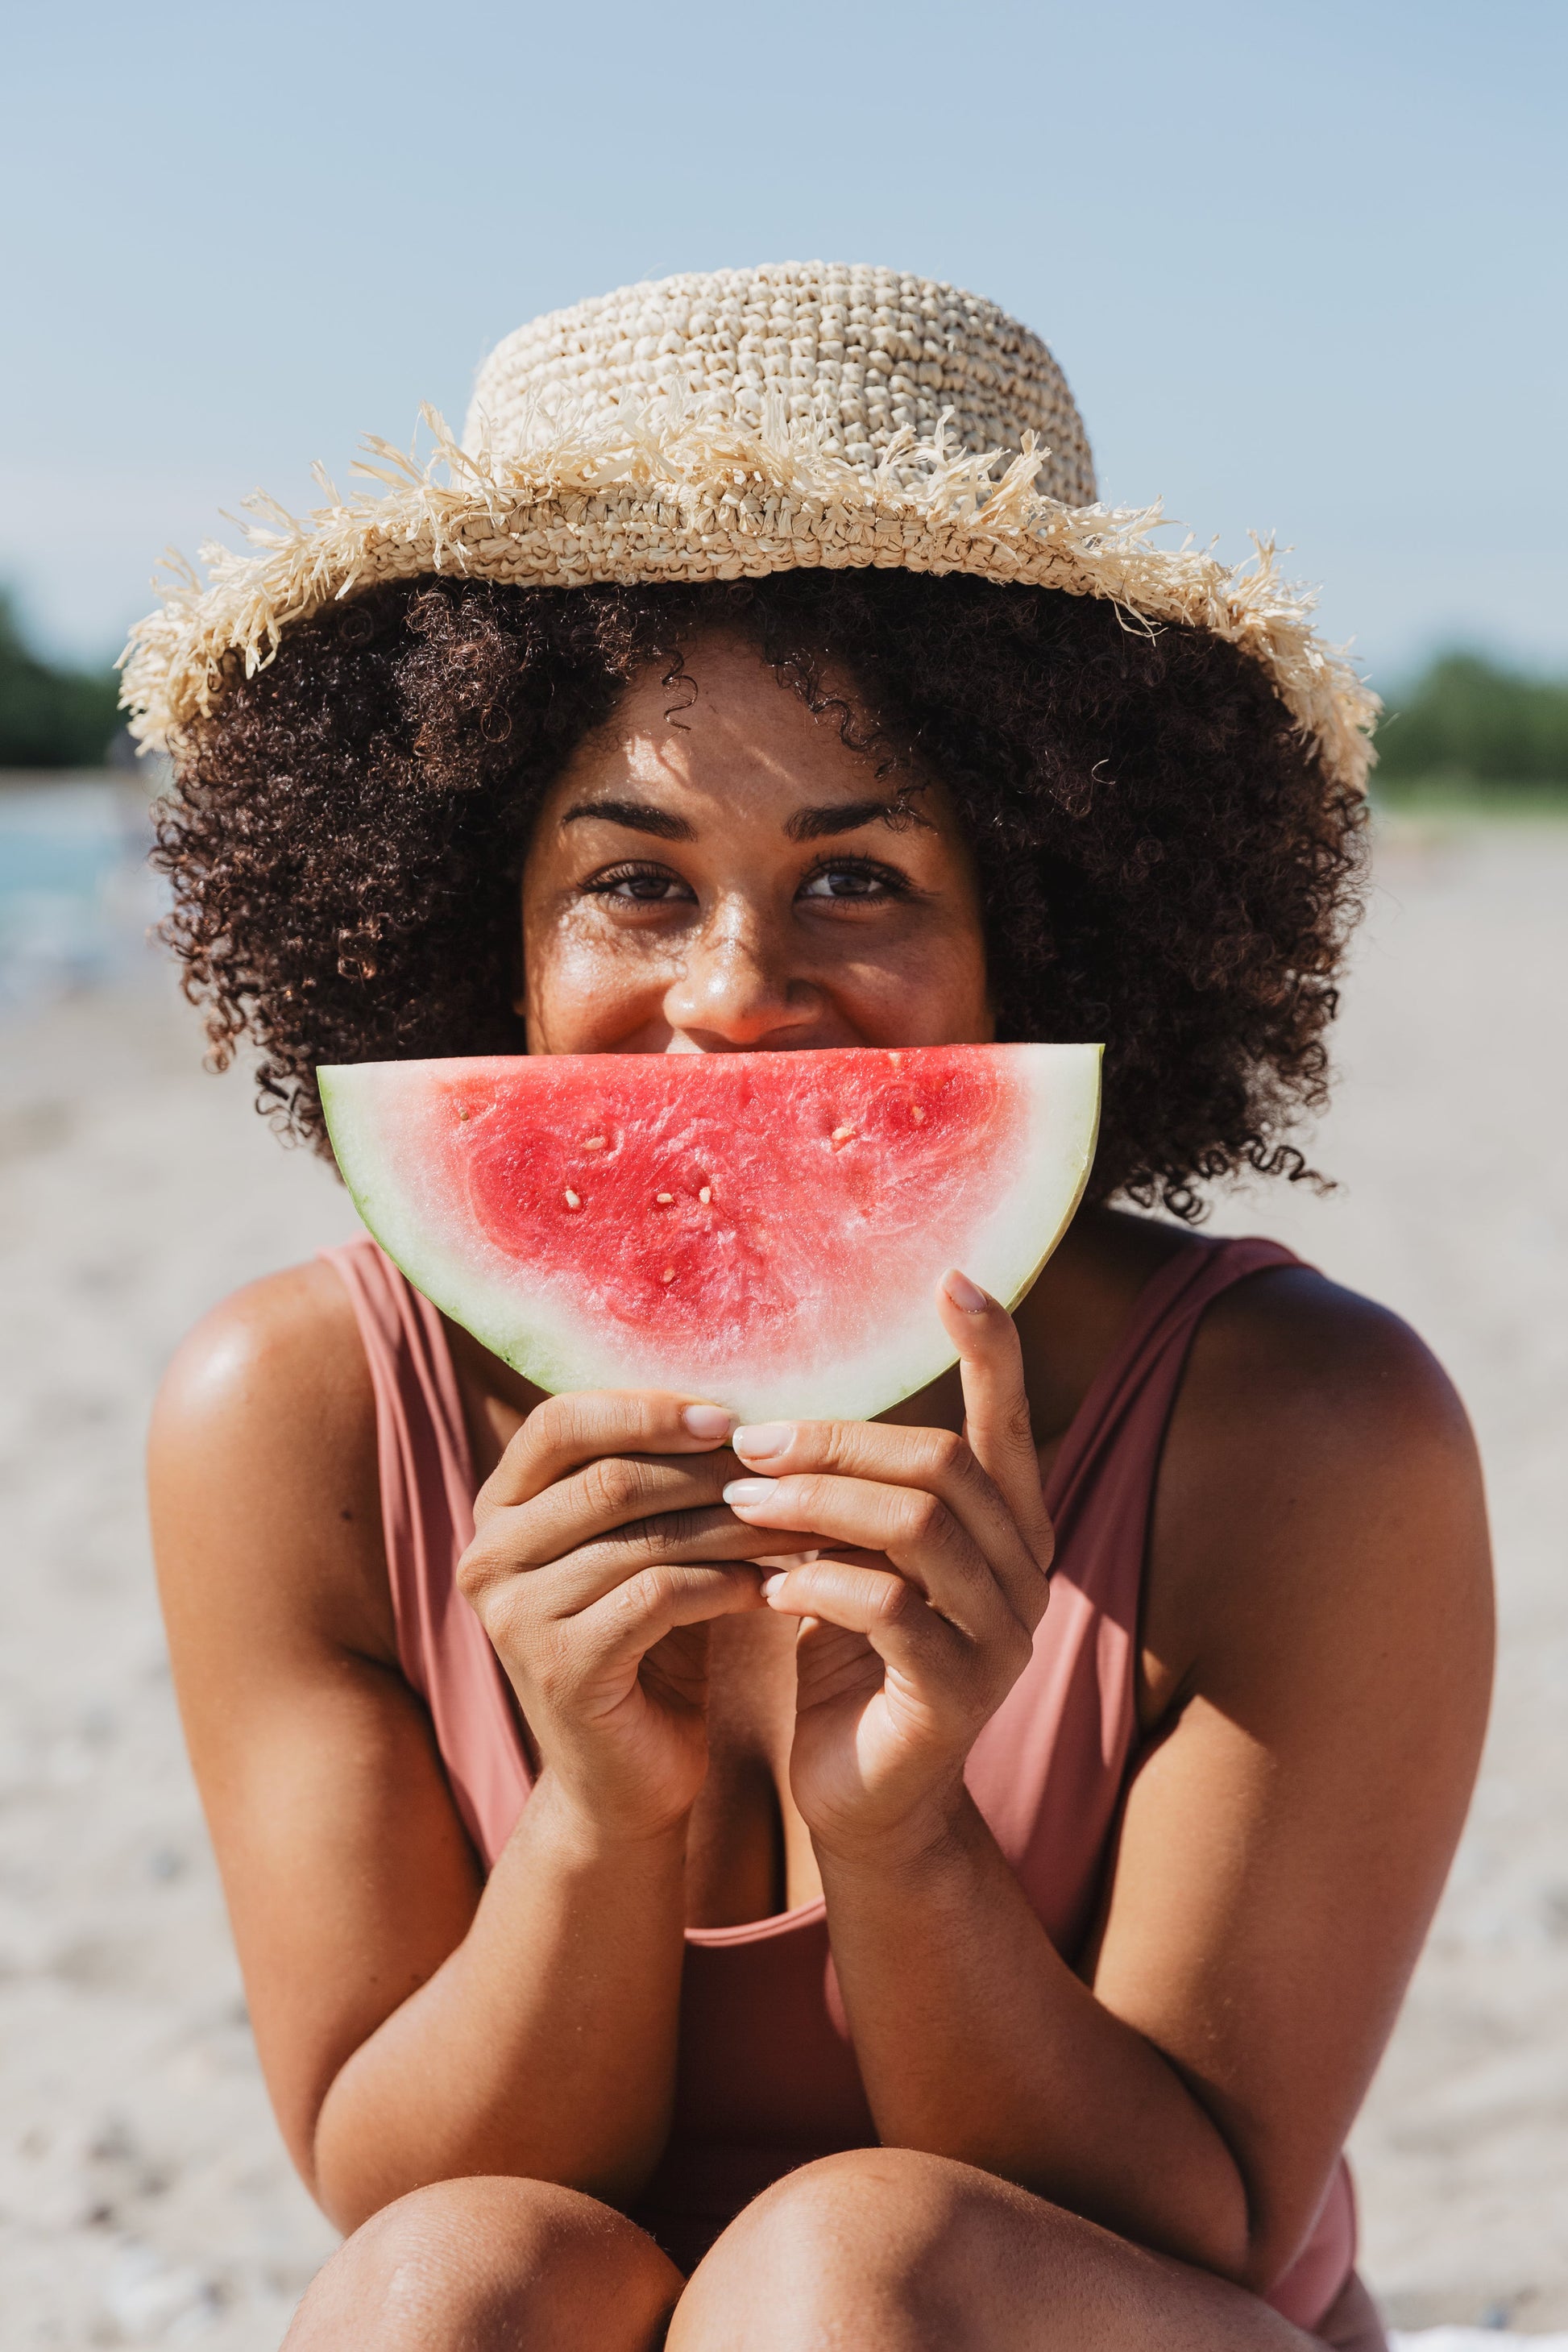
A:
[519,632,993,1056]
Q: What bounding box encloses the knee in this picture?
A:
[742,2146,1026,2269]
[284,2176,681,2351]
[675,2149,1047,2346]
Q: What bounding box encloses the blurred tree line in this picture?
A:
[0,586,1564,790]
[0,592,125,768]
[1374,651,1568,797]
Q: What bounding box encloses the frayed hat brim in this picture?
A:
[122,393,1378,794]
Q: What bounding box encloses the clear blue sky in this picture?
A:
[4,0,1563,690]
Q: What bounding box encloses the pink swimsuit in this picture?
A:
[323,1229,1384,2346]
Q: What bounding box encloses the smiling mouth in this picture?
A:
[662,1033,836,1056]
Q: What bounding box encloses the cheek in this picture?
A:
[846,920,993,1041]
[522,898,673,1049]
[810,885,989,1044]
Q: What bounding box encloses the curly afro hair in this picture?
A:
[154,569,1367,1221]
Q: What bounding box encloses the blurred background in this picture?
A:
[2,2,1564,2343]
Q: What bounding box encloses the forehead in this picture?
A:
[582,633,869,788]
[537,628,957,844]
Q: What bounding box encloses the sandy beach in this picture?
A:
[1,813,1564,2346]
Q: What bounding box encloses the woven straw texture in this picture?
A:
[122,261,1377,790]
[467,265,1097,499]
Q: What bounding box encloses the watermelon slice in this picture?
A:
[318,1044,1101,1424]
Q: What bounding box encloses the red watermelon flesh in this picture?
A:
[318,1043,1101,1423]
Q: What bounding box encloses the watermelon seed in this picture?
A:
[831,1124,856,1148]
[661,1267,677,1284]
[699,1185,711,1204]
[911,1104,925,1124]
[563,1188,583,1210]
[656,1192,674,1205]
[585,1135,607,1152]
[458,1107,469,1123]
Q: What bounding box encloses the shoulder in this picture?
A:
[153,1256,370,1439]
[1146,1254,1491,1711]
[149,1257,394,1664]
[1178,1257,1477,1486]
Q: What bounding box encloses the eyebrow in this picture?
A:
[784,797,931,841]
[558,794,931,844]
[560,799,695,841]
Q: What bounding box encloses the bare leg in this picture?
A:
[668,2149,1358,2351]
[284,2176,682,2352]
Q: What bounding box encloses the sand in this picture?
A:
[0,817,1564,2346]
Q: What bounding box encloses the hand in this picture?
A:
[457,1392,789,1844]
[721,1271,1054,1862]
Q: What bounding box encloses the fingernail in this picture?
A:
[761,1572,787,1599]
[723,1478,778,1508]
[732,1421,794,1462]
[943,1269,989,1313]
[682,1404,733,1439]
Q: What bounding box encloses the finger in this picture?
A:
[937,1272,1055,1585]
[729,1414,1041,1629]
[757,1555,968,1684]
[573,1559,766,1678]
[722,1471,1014,1647]
[493,1448,742,1564]
[461,1503,812,1620]
[477,1389,734,1520]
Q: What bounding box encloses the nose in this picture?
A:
[662,906,821,1051]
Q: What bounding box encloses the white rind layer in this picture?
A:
[319,1044,1101,1424]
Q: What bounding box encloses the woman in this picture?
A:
[137,264,1491,2350]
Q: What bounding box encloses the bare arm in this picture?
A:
[309,1788,691,2225]
[726,1270,1492,2288]
[149,1267,762,2230]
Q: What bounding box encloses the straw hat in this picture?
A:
[122,261,1376,790]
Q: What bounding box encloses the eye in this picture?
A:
[797,857,913,902]
[584,862,695,905]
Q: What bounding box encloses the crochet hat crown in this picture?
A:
[463,262,1097,503]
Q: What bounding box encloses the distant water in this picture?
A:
[0,776,164,1008]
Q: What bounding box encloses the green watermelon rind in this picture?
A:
[318,1043,1102,1424]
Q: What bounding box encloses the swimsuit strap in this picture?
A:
[320,1233,529,1859]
